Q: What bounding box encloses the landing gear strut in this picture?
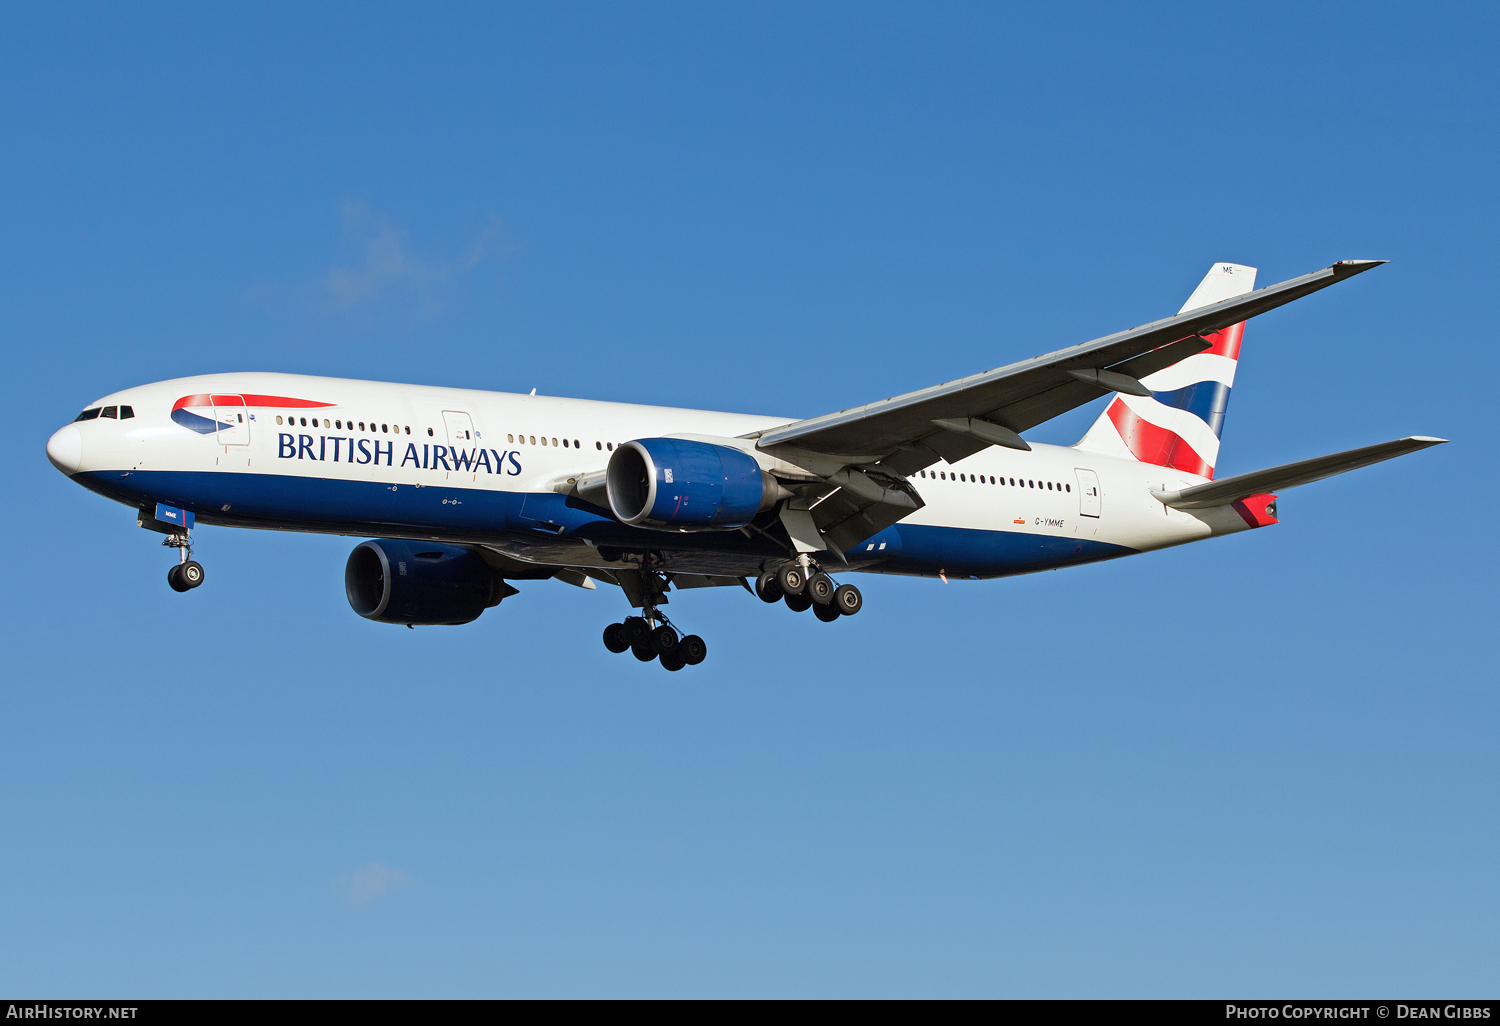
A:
[762,561,861,622]
[163,531,205,592]
[601,607,708,672]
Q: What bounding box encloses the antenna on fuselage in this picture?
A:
[529,388,536,395]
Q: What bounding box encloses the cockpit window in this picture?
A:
[101,406,118,419]
[120,406,134,419]
[75,408,101,421]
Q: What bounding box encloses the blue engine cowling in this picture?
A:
[606,438,780,528]
[345,540,507,625]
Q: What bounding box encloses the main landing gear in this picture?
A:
[755,564,862,621]
[602,610,708,672]
[163,531,205,593]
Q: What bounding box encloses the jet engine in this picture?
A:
[606,437,788,528]
[345,540,512,626]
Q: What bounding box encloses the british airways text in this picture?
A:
[277,434,522,475]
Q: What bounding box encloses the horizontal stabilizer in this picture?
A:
[1151,436,1447,509]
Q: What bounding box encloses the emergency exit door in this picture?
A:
[442,410,476,445]
[1075,469,1101,517]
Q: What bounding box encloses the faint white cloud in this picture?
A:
[323,202,505,316]
[344,861,407,907]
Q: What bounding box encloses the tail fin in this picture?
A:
[1074,262,1257,479]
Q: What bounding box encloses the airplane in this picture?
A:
[46,259,1445,671]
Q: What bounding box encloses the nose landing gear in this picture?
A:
[163,531,205,592]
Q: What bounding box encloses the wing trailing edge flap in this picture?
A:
[1151,436,1447,510]
[755,260,1387,468]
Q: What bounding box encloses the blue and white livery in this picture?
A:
[46,259,1445,671]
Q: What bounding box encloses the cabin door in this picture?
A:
[1075,469,1102,517]
[212,394,249,445]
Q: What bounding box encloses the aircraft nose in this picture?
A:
[47,424,82,475]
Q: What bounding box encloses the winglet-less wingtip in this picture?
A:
[1331,259,1389,276]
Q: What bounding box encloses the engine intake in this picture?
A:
[345,540,509,626]
[606,438,786,528]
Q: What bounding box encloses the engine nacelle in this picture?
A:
[606,437,785,528]
[345,540,508,626]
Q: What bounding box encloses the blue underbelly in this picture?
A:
[74,470,1135,579]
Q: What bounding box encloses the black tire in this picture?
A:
[813,601,841,622]
[680,635,707,665]
[784,592,812,613]
[834,583,863,616]
[659,650,686,671]
[755,571,784,603]
[167,564,190,593]
[777,564,806,596]
[651,624,679,654]
[622,616,650,645]
[603,622,629,653]
[631,642,656,662]
[180,560,205,588]
[806,572,834,605]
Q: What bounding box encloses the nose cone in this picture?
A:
[47,425,82,475]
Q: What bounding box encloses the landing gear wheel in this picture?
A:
[777,565,806,596]
[680,635,707,665]
[167,564,190,593]
[622,617,650,646]
[651,624,679,655]
[806,572,834,605]
[180,560,205,588]
[631,642,656,662]
[659,650,686,671]
[833,583,863,616]
[813,601,842,622]
[784,592,812,613]
[755,571,784,603]
[603,623,629,653]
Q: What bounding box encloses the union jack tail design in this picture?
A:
[1074,262,1257,479]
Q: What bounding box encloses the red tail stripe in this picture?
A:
[1201,321,1245,360]
[1105,399,1214,478]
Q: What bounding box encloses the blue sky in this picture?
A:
[2,2,1496,997]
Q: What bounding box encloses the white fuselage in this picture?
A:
[47,372,1265,582]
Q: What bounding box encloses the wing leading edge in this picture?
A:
[754,260,1387,474]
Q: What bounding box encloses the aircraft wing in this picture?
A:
[754,260,1387,476]
[1150,436,1447,510]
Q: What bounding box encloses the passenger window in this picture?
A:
[530,436,536,445]
[562,438,569,448]
[1047,482,1052,490]
[382,424,388,433]
[508,434,515,443]
[405,426,411,434]
[552,437,558,446]
[989,476,995,484]
[101,406,118,418]
[607,442,613,451]
[574,440,580,448]
[541,436,547,446]
[427,427,434,436]
[596,441,602,450]
[1066,484,1071,492]
[275,416,283,425]
[120,406,134,419]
